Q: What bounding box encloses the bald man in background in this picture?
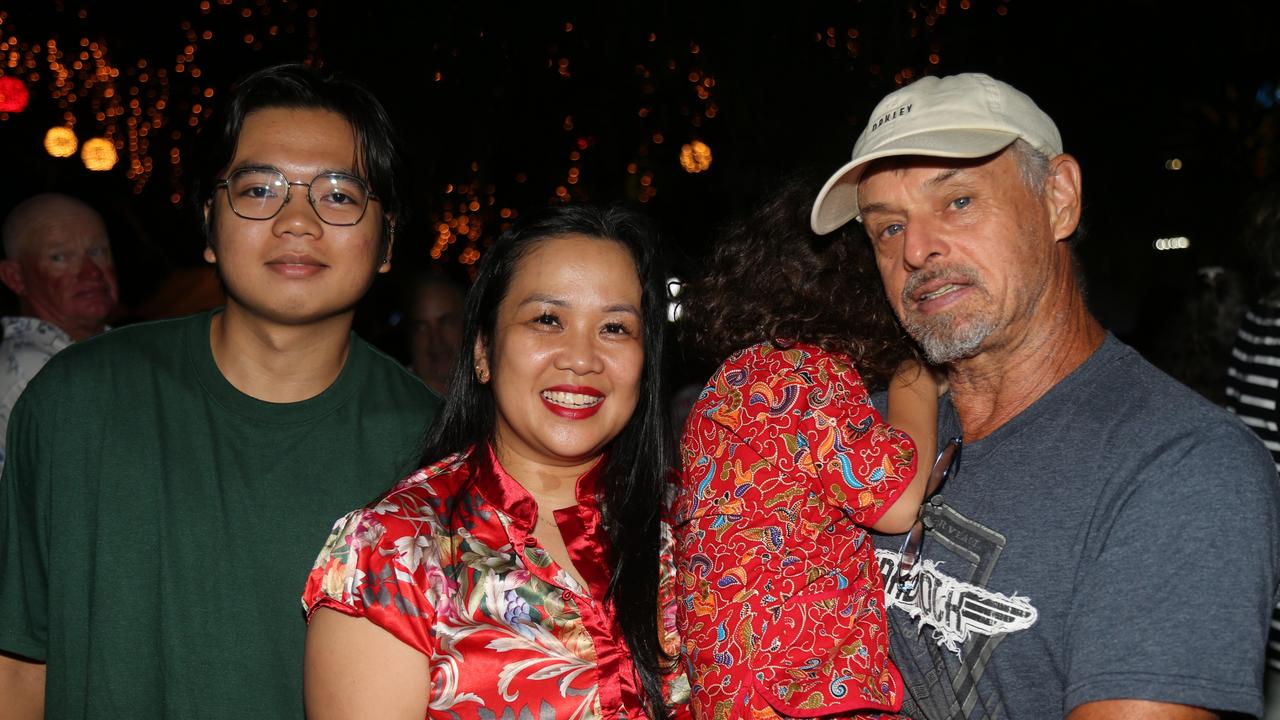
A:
[0,193,119,467]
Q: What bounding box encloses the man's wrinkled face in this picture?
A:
[11,206,118,339]
[857,149,1055,364]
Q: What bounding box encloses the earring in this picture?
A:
[475,364,489,383]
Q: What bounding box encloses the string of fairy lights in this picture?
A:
[0,0,1001,271]
[0,1,319,201]
[427,25,725,268]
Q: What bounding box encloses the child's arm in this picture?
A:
[870,359,942,534]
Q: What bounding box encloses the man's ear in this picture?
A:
[0,260,27,296]
[1045,153,1083,242]
[202,200,218,264]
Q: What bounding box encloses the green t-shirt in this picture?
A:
[0,310,441,718]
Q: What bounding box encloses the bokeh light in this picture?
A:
[679,140,712,173]
[0,75,29,112]
[81,136,117,170]
[43,125,77,157]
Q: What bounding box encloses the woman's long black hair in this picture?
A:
[421,203,674,718]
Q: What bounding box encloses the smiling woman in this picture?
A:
[301,204,690,720]
[479,233,645,491]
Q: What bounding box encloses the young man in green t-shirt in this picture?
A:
[0,64,441,718]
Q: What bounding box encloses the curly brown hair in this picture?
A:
[681,171,917,388]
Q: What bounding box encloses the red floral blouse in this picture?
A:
[303,445,691,720]
[674,343,917,719]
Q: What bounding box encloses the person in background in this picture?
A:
[0,193,119,469]
[405,270,466,396]
[810,71,1279,719]
[302,204,690,719]
[0,63,440,718]
[1224,181,1280,718]
[674,173,939,719]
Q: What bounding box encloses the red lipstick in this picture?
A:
[540,385,605,420]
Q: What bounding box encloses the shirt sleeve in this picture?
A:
[0,341,55,442]
[803,353,917,527]
[1063,421,1280,717]
[0,384,51,660]
[302,497,441,658]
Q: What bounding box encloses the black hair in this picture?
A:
[191,62,405,247]
[422,203,674,718]
[683,170,916,388]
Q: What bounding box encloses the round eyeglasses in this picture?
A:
[213,167,379,226]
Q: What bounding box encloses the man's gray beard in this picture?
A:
[903,312,995,364]
[899,265,995,364]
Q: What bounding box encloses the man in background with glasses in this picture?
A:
[0,64,440,719]
[812,73,1279,719]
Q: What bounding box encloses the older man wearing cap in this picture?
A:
[812,73,1280,719]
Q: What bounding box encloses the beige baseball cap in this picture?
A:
[810,73,1062,235]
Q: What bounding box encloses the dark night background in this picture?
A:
[0,0,1277,395]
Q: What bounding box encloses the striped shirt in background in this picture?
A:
[1225,298,1280,672]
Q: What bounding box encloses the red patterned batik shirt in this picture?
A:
[303,445,691,720]
[674,343,917,719]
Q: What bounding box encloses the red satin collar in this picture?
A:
[472,445,614,601]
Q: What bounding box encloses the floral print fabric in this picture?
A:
[0,316,75,470]
[303,445,690,720]
[674,343,916,719]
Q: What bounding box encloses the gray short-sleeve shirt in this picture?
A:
[874,334,1280,718]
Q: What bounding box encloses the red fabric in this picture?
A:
[303,445,690,719]
[674,343,916,719]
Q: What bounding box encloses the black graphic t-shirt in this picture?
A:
[873,334,1280,719]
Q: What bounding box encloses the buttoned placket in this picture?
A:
[503,507,630,720]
